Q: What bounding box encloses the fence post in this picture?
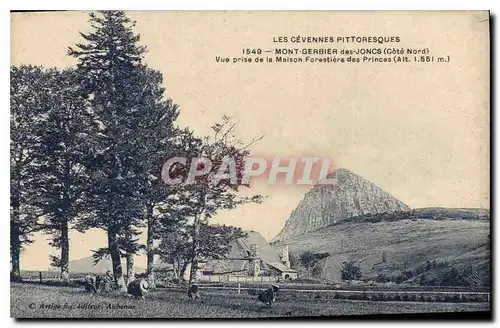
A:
[238,283,241,294]
[39,271,42,283]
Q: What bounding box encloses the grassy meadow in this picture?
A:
[277,219,490,282]
[11,283,489,319]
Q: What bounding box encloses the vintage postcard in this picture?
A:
[10,11,490,319]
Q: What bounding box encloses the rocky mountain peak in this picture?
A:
[272,168,410,242]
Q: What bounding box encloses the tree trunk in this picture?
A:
[188,258,198,288]
[171,261,178,280]
[60,158,71,282]
[187,215,200,293]
[180,261,189,281]
[187,192,207,295]
[108,228,126,292]
[60,219,70,282]
[10,220,21,282]
[146,203,156,289]
[126,252,134,286]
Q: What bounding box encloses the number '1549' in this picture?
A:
[242,48,262,55]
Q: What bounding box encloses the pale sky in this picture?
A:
[11,11,489,270]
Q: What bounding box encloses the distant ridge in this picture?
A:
[48,256,145,274]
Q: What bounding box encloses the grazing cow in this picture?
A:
[187,284,200,300]
[257,284,280,307]
[127,279,149,299]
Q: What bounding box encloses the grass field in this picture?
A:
[10,283,490,319]
[275,219,490,282]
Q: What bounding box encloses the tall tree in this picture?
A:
[33,68,90,282]
[90,224,144,285]
[69,11,182,291]
[68,11,151,291]
[170,116,264,293]
[298,251,317,277]
[299,251,331,278]
[157,222,190,280]
[132,69,180,289]
[142,127,202,288]
[158,223,246,280]
[10,65,49,281]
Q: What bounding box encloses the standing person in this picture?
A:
[257,284,280,307]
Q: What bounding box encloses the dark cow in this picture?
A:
[127,279,149,299]
[187,284,201,300]
[257,284,280,307]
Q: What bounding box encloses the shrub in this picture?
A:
[427,278,437,286]
[375,273,390,283]
[402,270,414,280]
[247,288,260,295]
[439,267,461,286]
[341,261,362,280]
[418,274,427,286]
[394,275,403,284]
[444,295,454,302]
[299,251,317,277]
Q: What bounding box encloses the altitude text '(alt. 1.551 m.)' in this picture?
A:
[10,10,490,319]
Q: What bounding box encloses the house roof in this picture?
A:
[202,259,248,274]
[201,231,285,274]
[267,262,298,273]
[236,231,282,263]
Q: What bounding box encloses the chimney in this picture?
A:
[281,245,290,268]
[249,244,260,277]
